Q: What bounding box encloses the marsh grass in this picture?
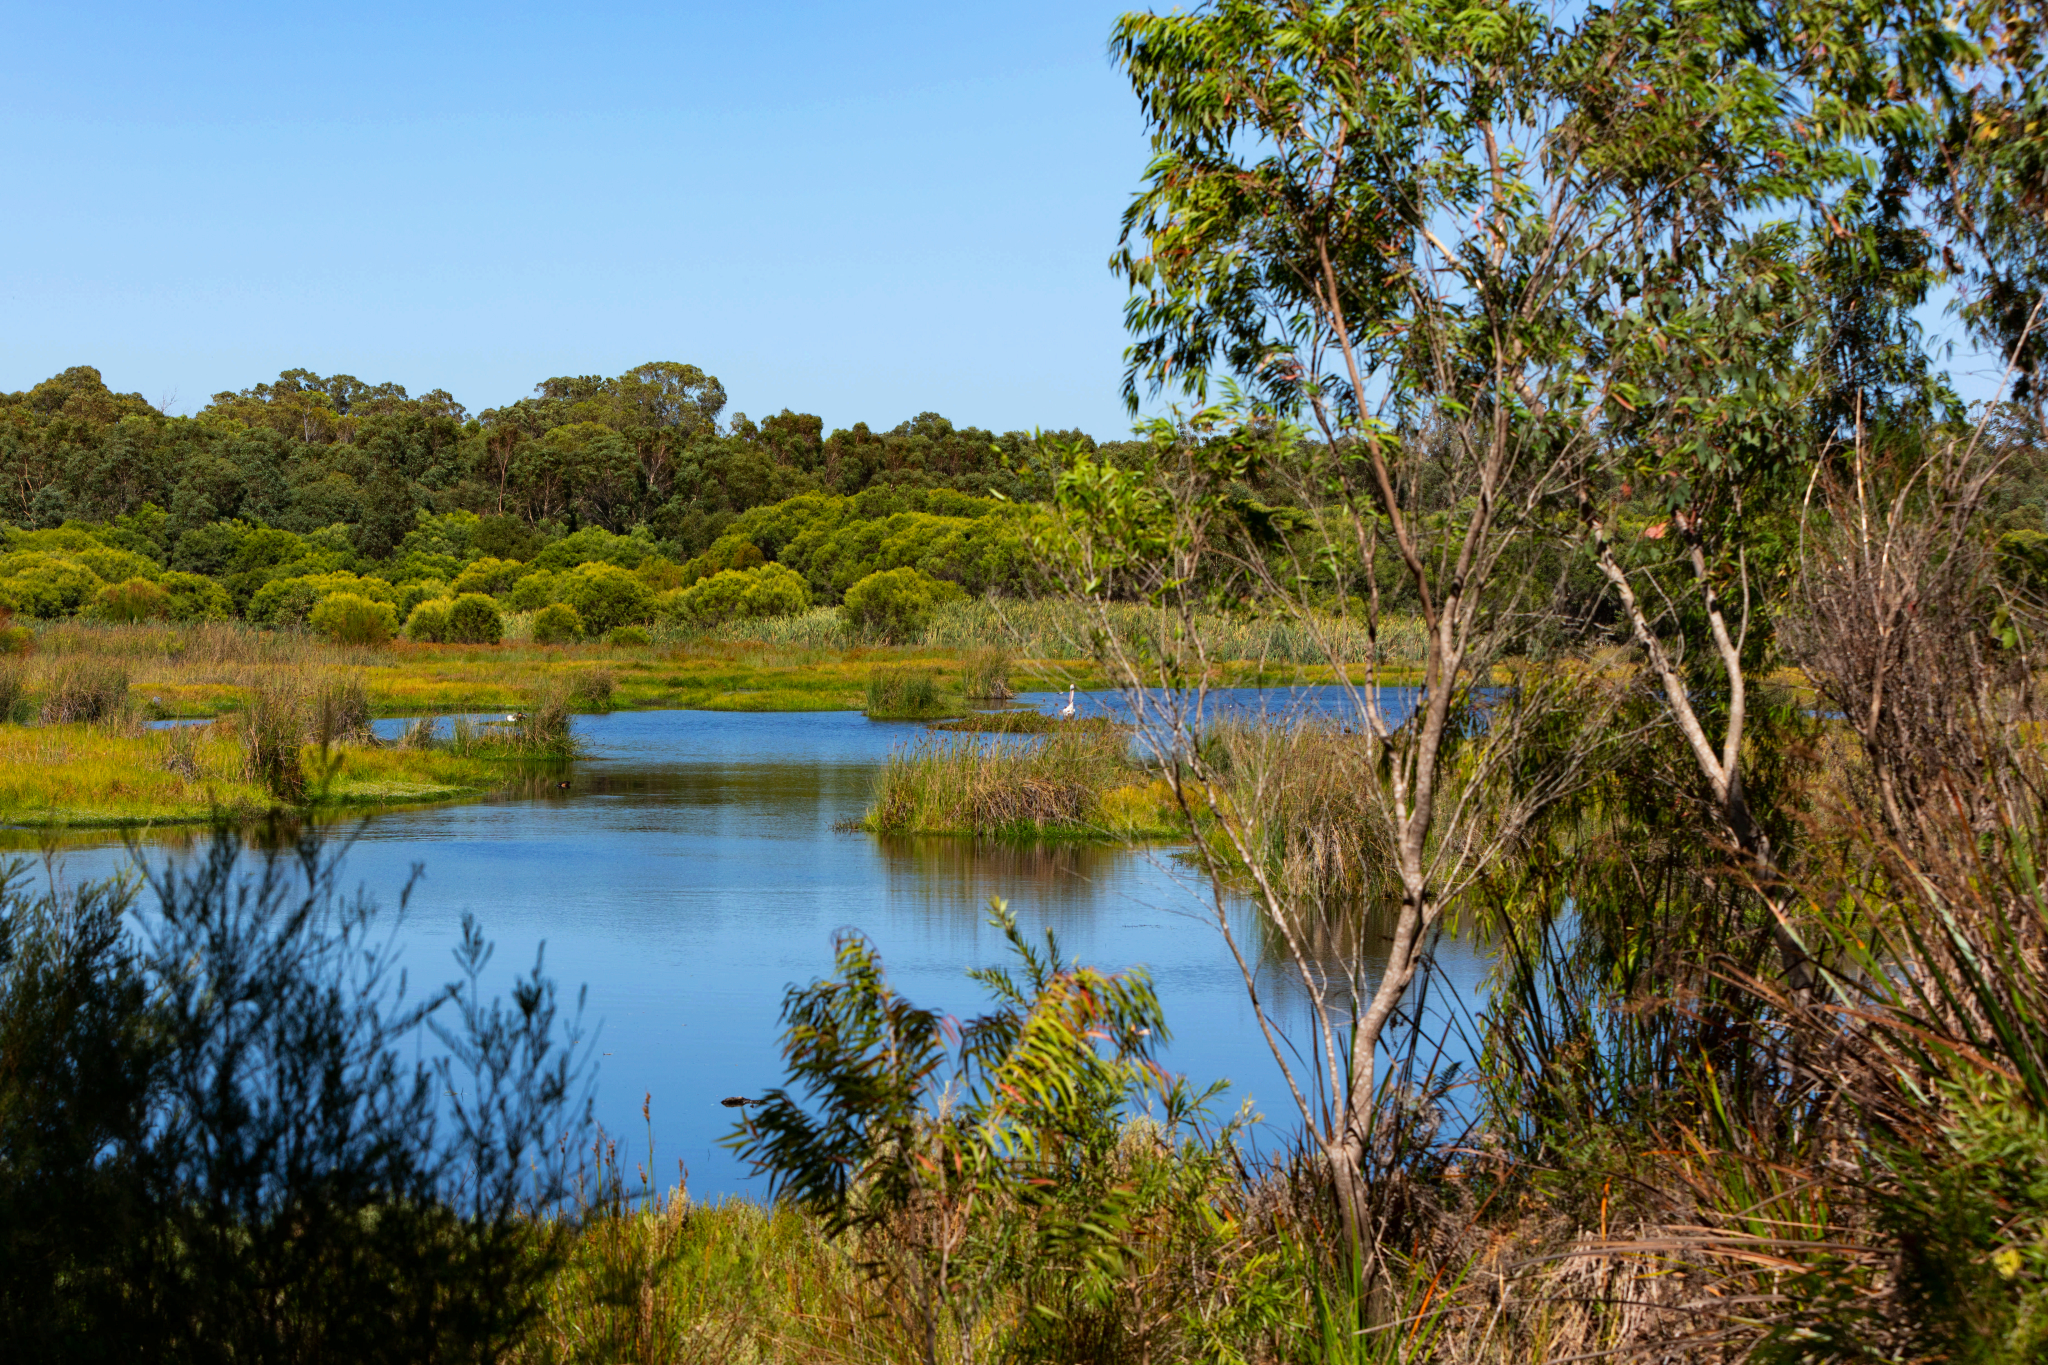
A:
[959,644,1012,699]
[862,729,1179,839]
[40,660,129,725]
[705,598,1428,667]
[864,666,950,720]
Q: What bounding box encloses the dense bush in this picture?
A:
[450,556,525,596]
[157,571,233,622]
[404,598,451,642]
[308,592,397,645]
[665,562,810,626]
[91,577,172,623]
[841,566,965,643]
[446,593,504,645]
[605,625,649,646]
[558,563,653,633]
[531,602,584,644]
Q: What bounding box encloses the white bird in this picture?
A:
[1059,686,1076,720]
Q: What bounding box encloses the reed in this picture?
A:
[40,660,130,725]
[861,729,1178,839]
[863,665,948,720]
[958,644,1013,699]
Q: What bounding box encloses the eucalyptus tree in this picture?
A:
[1058,0,1914,1248]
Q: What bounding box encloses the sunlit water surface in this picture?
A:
[14,691,1487,1196]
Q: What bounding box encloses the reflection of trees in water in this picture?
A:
[872,834,1147,942]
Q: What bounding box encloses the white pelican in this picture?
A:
[1059,686,1076,720]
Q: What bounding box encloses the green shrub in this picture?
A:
[249,573,397,628]
[841,567,965,644]
[405,598,452,642]
[446,593,504,645]
[92,577,172,623]
[531,602,584,644]
[605,626,650,647]
[668,563,811,627]
[308,593,398,645]
[559,563,653,633]
[0,554,105,618]
[506,571,560,612]
[450,557,526,596]
[392,578,450,617]
[679,533,765,585]
[157,571,233,622]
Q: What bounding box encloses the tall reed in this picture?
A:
[40,660,129,725]
[864,730,1136,836]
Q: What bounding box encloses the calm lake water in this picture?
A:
[17,690,1488,1197]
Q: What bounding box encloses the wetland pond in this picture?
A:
[15,690,1487,1197]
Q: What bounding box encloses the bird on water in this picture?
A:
[1060,686,1076,720]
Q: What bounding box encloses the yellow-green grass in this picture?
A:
[858,729,1186,842]
[20,609,1437,721]
[0,723,506,828]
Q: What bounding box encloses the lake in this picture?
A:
[16,690,1489,1197]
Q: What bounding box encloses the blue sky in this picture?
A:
[0,1,1153,436]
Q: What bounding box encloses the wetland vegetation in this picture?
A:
[11,0,2048,1360]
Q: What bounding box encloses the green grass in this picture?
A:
[858,728,1184,841]
[0,721,509,828]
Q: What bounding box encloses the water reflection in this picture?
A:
[4,703,1487,1194]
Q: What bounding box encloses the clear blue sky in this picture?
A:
[0,1,1153,437]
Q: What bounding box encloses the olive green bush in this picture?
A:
[446,593,504,645]
[404,598,451,642]
[841,567,965,643]
[308,592,397,646]
[530,603,584,644]
[558,564,652,634]
[91,577,172,623]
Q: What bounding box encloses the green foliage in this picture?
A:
[505,570,559,612]
[247,572,396,629]
[308,592,397,645]
[841,566,964,643]
[665,563,810,627]
[90,577,171,623]
[157,571,231,622]
[557,562,653,633]
[445,593,504,645]
[603,626,649,647]
[678,533,764,584]
[530,603,584,644]
[404,598,452,643]
[450,556,526,596]
[864,665,945,720]
[731,900,1242,1362]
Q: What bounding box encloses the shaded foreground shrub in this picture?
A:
[723,899,1290,1365]
[0,829,592,1362]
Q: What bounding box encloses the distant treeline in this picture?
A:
[0,363,1125,560]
